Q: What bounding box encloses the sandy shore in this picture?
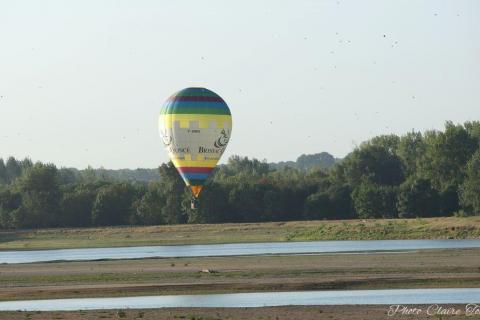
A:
[1,248,479,301]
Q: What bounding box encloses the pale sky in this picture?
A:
[1,0,479,169]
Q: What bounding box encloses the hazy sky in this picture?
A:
[1,1,479,169]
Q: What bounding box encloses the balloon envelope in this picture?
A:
[159,87,232,198]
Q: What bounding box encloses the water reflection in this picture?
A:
[1,288,480,311]
[1,239,480,264]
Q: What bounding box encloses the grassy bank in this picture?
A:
[0,217,479,250]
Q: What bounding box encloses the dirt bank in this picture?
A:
[2,248,479,301]
[0,305,476,320]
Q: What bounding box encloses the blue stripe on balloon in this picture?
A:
[180,172,210,180]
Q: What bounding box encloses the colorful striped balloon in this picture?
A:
[159,88,232,198]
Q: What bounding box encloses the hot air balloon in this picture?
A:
[159,87,232,209]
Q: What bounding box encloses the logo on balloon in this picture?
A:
[160,130,173,146]
[214,129,229,148]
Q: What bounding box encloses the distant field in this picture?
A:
[0,216,479,250]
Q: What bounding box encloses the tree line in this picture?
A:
[0,121,479,229]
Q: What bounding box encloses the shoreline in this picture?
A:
[0,305,477,320]
[2,248,479,301]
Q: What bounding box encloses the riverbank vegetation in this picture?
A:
[1,217,479,250]
[0,121,479,229]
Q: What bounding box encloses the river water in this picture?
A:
[1,239,480,264]
[1,288,479,311]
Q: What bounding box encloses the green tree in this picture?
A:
[369,134,401,154]
[464,121,480,144]
[228,182,265,222]
[438,185,459,216]
[296,152,336,171]
[0,189,21,228]
[216,156,270,182]
[12,163,62,228]
[157,162,187,224]
[134,182,167,225]
[397,178,439,218]
[58,168,78,185]
[5,157,22,183]
[397,131,425,177]
[19,158,33,172]
[304,178,355,221]
[343,144,404,187]
[304,192,332,220]
[351,182,397,219]
[92,183,138,226]
[60,184,99,227]
[459,150,480,215]
[262,189,284,221]
[327,184,355,219]
[0,159,6,184]
[417,122,477,191]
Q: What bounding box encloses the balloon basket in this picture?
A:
[191,198,198,210]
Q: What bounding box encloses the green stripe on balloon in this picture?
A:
[161,107,231,115]
[173,88,219,98]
